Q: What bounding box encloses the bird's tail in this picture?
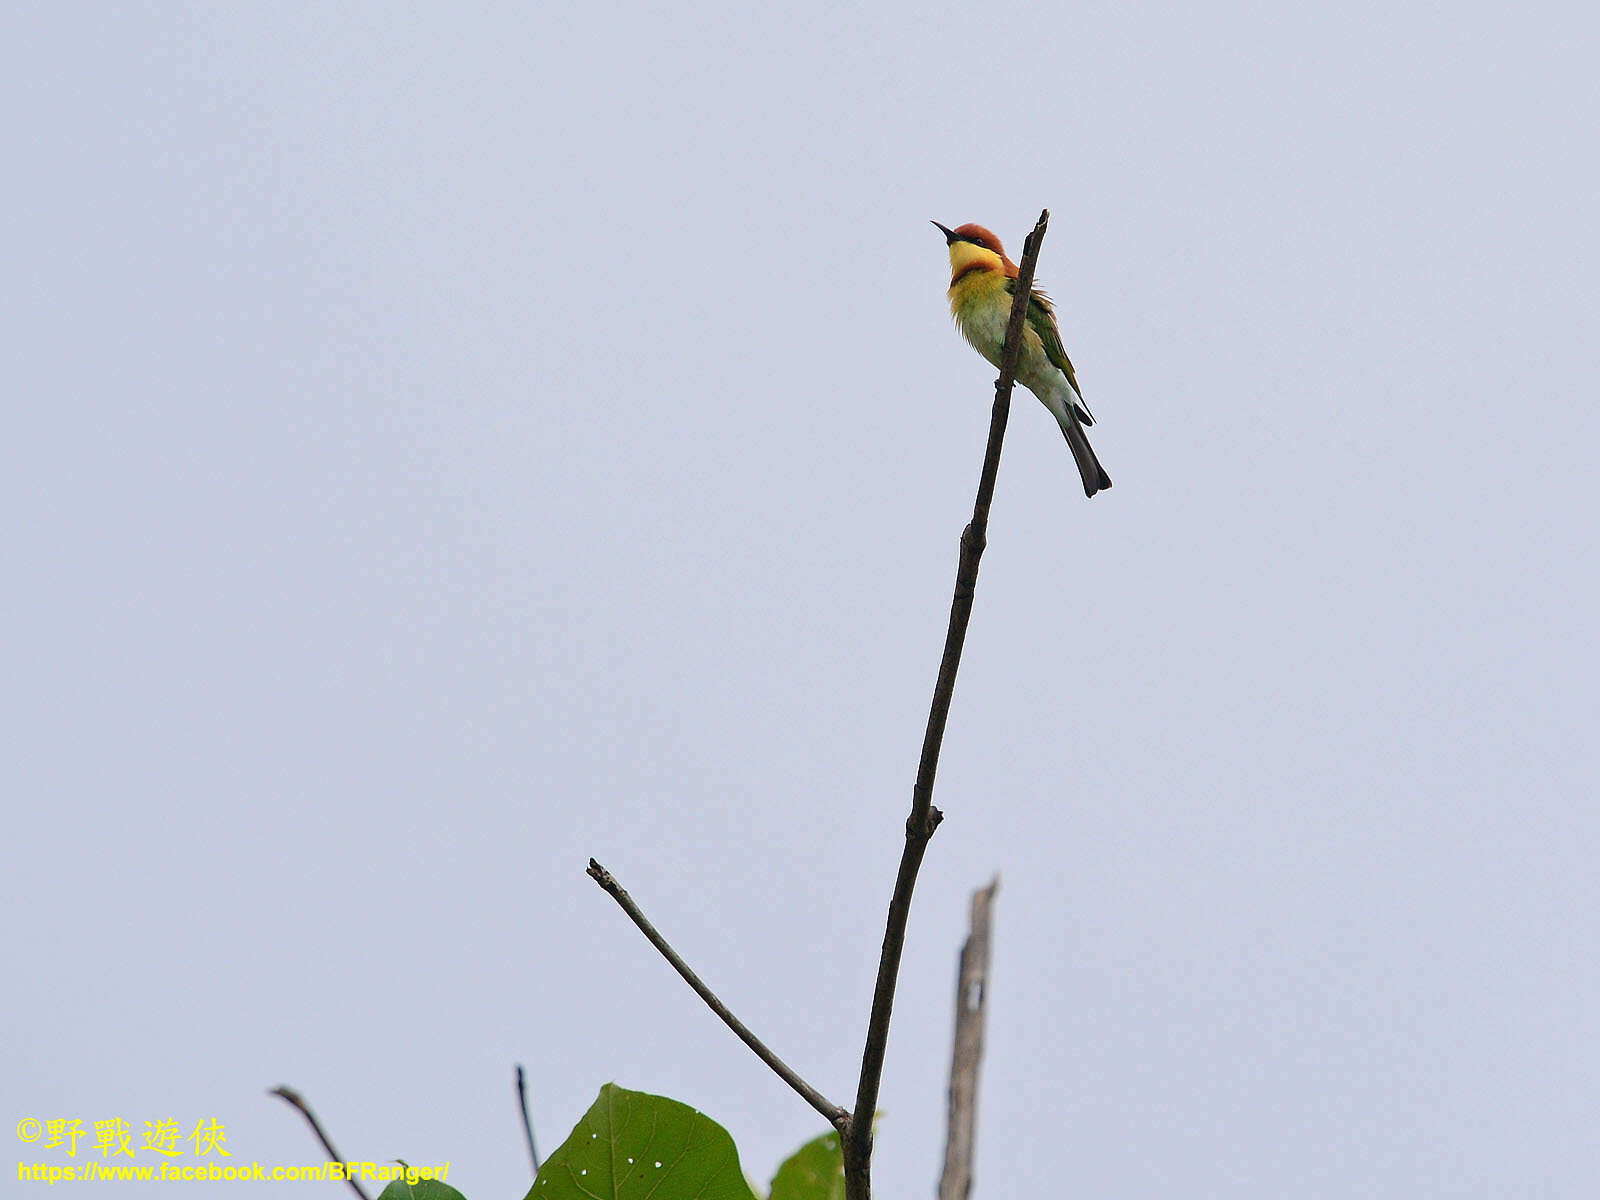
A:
[1061,415,1112,498]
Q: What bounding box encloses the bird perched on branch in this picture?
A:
[933,221,1111,497]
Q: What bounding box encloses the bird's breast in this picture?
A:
[949,272,1019,368]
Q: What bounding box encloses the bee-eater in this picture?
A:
[934,221,1111,497]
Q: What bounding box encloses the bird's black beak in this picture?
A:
[932,221,957,244]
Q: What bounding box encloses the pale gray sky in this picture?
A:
[6,3,1597,1197]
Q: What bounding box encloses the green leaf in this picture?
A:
[522,1084,759,1200]
[374,1178,467,1200]
[768,1131,844,1200]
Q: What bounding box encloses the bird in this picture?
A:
[933,221,1111,497]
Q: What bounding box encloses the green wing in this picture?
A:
[1005,279,1094,424]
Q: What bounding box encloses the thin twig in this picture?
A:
[586,857,848,1127]
[515,1064,540,1177]
[268,1086,370,1200]
[842,210,1050,1200]
[938,878,1000,1200]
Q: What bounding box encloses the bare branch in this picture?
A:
[843,209,1050,1200]
[586,857,848,1128]
[268,1085,370,1200]
[938,878,1000,1200]
[515,1064,540,1178]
